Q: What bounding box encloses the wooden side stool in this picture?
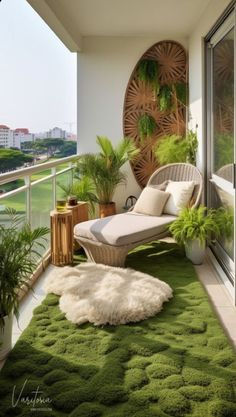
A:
[67,202,88,249]
[50,210,73,266]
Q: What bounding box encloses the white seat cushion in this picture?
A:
[74,212,176,247]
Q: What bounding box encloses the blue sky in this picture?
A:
[0,0,77,133]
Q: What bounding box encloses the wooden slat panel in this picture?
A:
[123,40,188,188]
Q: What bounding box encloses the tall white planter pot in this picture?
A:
[185,240,205,265]
[0,312,13,360]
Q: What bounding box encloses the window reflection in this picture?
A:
[213,29,234,182]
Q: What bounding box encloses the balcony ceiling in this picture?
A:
[27,0,212,51]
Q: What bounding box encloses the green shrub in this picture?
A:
[155,130,198,165]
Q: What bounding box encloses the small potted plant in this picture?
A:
[0,208,49,359]
[169,206,233,264]
[76,136,139,218]
[59,176,98,217]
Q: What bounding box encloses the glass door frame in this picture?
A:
[206,10,236,300]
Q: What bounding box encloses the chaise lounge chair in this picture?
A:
[74,163,203,267]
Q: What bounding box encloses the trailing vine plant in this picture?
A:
[138,114,157,141]
[175,83,187,106]
[136,49,187,140]
[159,85,172,111]
[137,59,160,98]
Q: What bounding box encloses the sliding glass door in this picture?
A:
[207,12,235,288]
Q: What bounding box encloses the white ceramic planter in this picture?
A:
[0,312,13,360]
[185,240,206,265]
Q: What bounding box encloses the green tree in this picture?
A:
[57,141,77,157]
[42,138,64,157]
[0,149,33,173]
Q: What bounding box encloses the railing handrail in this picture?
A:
[0,154,79,185]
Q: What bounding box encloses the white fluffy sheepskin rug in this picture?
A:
[44,263,173,326]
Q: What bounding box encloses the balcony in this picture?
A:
[0,0,236,416]
[0,155,76,265]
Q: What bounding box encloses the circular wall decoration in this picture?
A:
[123,40,188,188]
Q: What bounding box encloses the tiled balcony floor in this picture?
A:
[0,245,235,371]
[195,256,236,347]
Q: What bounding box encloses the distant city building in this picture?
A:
[0,125,11,148]
[0,125,17,148]
[0,125,35,149]
[14,128,35,145]
[47,126,67,139]
[0,124,77,148]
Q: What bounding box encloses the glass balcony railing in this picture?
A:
[0,155,78,262]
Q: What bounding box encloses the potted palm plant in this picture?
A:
[169,206,233,264]
[0,208,49,359]
[76,136,139,218]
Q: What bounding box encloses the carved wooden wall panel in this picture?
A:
[123,40,188,188]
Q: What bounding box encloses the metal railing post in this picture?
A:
[24,175,31,226]
[69,161,74,187]
[51,167,57,209]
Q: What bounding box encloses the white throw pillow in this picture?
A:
[164,181,195,215]
[133,187,170,216]
[150,180,169,191]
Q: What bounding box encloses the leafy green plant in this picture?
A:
[155,135,187,164]
[158,83,187,111]
[59,176,97,215]
[138,114,157,141]
[155,130,198,165]
[137,59,160,96]
[0,208,49,327]
[185,130,198,165]
[169,206,233,247]
[159,85,172,111]
[175,83,187,106]
[76,136,139,204]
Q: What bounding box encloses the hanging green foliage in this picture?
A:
[155,130,198,165]
[138,114,157,141]
[175,82,187,106]
[137,59,160,96]
[155,135,187,164]
[159,85,172,111]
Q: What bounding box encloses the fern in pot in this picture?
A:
[0,209,49,359]
[169,206,232,264]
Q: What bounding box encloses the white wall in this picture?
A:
[188,0,232,175]
[77,36,187,211]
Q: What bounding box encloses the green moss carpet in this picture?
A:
[0,242,236,417]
